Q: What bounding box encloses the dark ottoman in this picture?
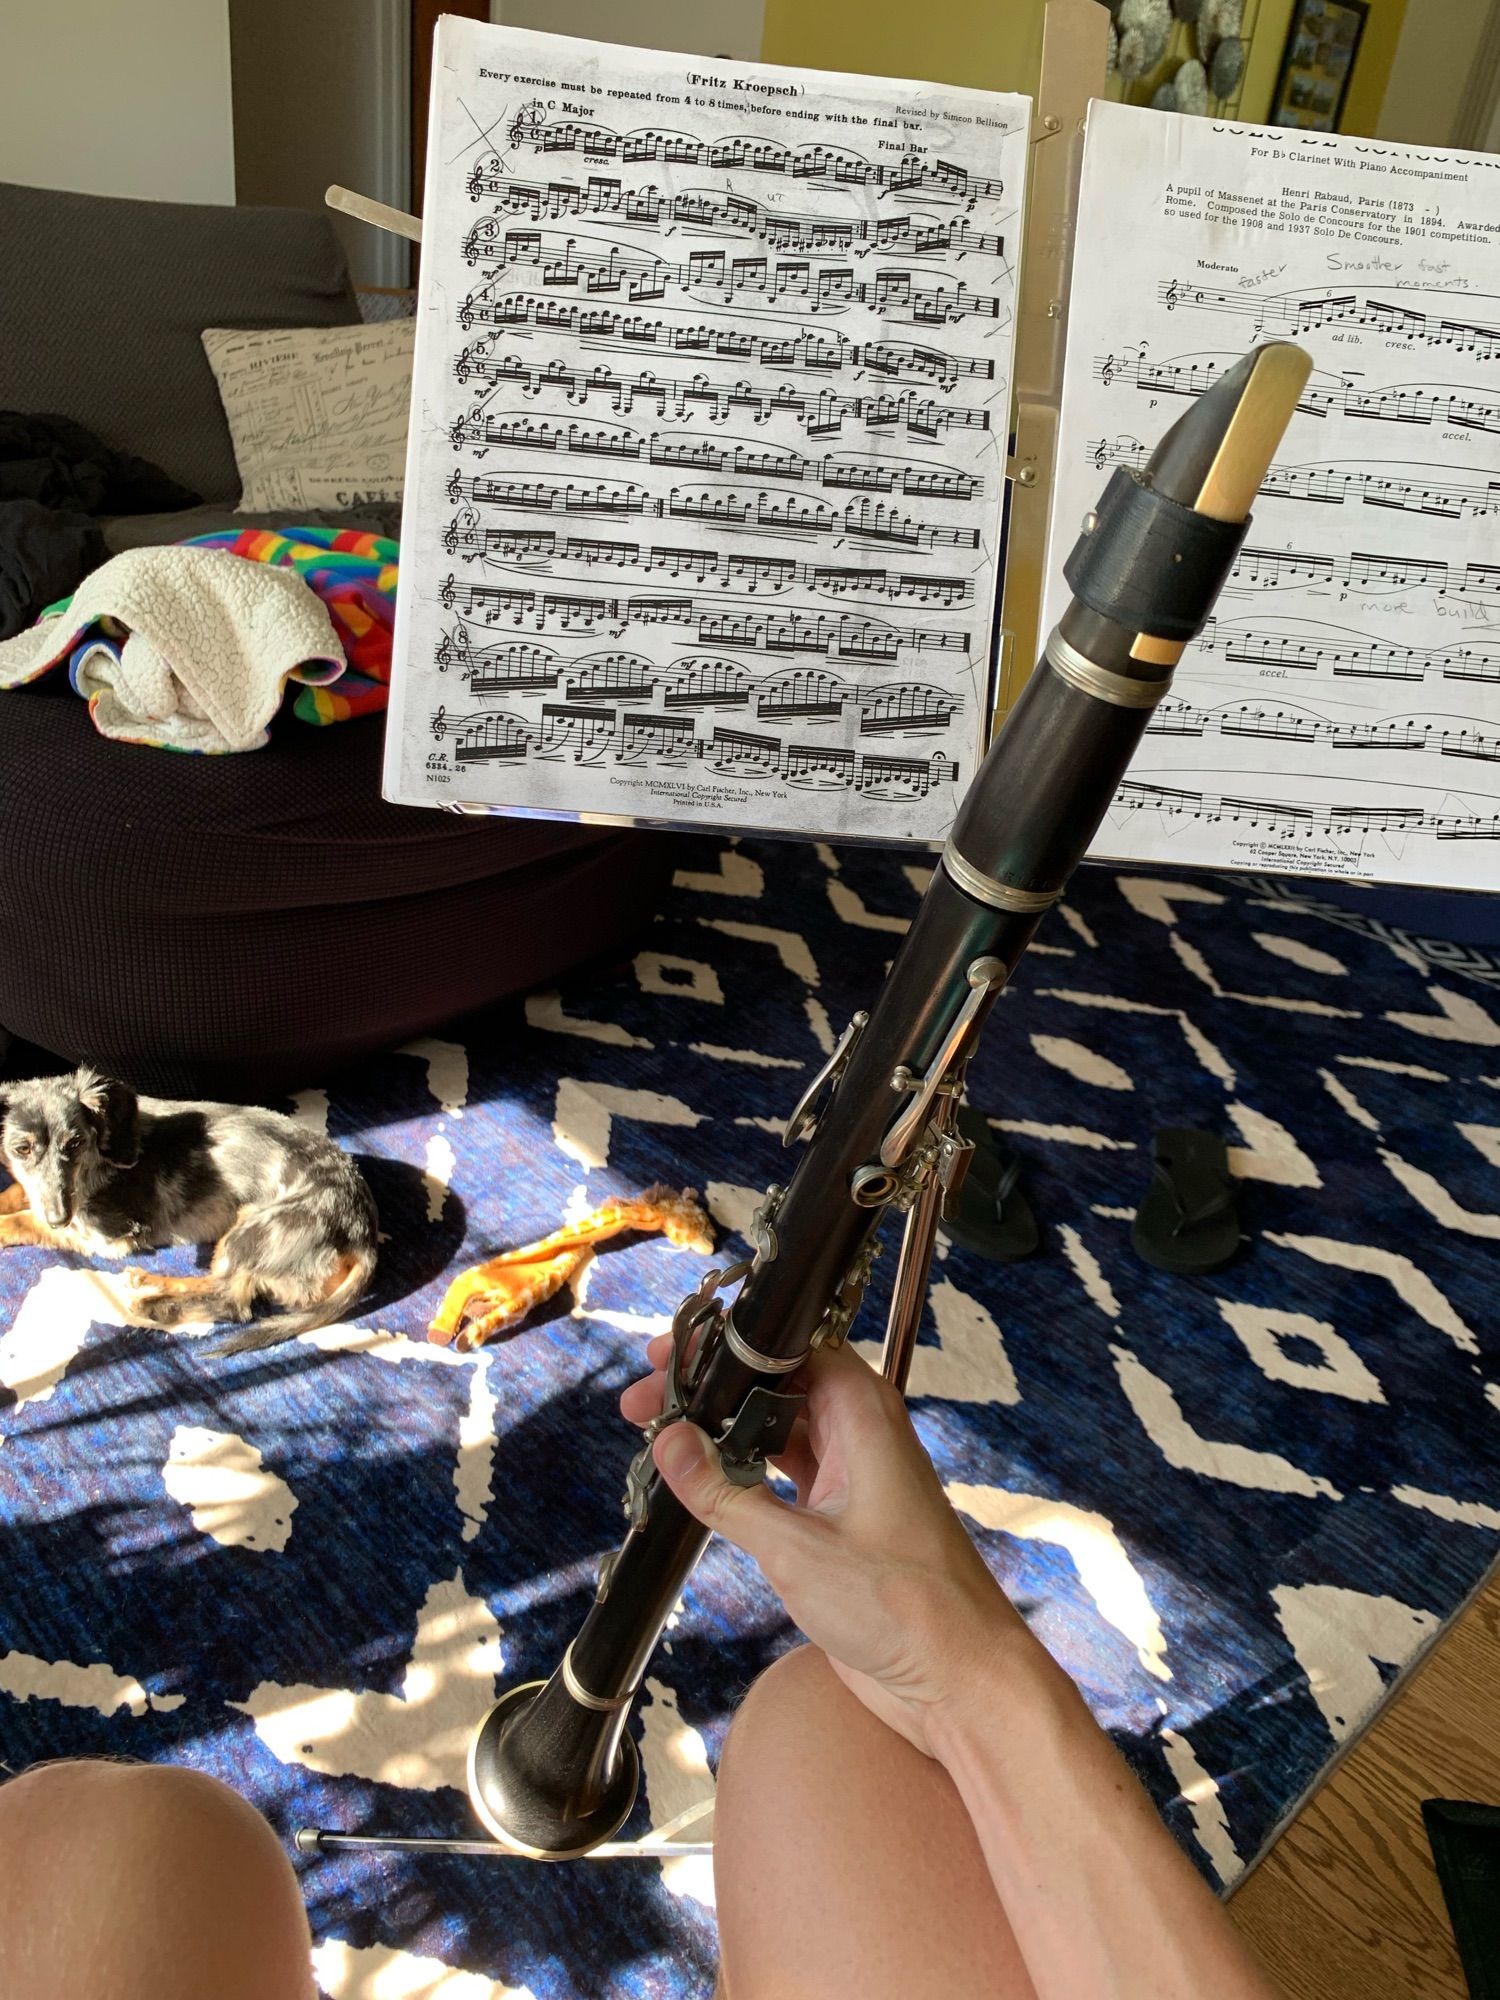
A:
[0,680,674,1099]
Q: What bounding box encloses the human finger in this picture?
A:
[619,1368,667,1425]
[767,1410,818,1504]
[652,1422,811,1568]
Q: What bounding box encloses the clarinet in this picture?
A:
[467,340,1312,1858]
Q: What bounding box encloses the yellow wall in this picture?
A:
[763,0,1407,135]
[761,0,1046,94]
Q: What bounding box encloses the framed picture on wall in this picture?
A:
[1269,0,1368,131]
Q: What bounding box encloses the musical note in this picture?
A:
[1089,438,1500,523]
[499,115,1011,204]
[1045,106,1500,890]
[461,171,1007,260]
[448,352,988,440]
[391,19,1024,840]
[1154,278,1500,364]
[1227,544,1500,600]
[459,224,1005,327]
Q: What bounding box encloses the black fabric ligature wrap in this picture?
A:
[1062,466,1250,641]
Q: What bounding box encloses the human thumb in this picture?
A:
[652,1420,790,1561]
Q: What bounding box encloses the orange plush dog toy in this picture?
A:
[428,1185,714,1350]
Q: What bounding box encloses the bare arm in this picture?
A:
[631,1340,1283,2000]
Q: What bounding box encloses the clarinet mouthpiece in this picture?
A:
[1060,340,1311,669]
[1144,340,1314,521]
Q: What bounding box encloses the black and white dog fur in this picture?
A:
[0,1068,377,1353]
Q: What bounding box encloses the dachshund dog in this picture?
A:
[0,1067,377,1353]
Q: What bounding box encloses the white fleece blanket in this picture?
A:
[0,545,346,753]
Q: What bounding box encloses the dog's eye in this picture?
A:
[11,1140,32,1161]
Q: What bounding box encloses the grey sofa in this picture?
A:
[0,179,675,1099]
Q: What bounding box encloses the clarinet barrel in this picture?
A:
[469,340,1312,1857]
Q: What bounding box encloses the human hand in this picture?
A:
[620,1338,1031,1757]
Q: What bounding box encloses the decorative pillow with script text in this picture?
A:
[202,320,413,513]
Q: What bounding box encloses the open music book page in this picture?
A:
[1043,101,1500,891]
[383,18,1028,841]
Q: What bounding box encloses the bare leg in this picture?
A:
[0,1760,315,2000]
[713,1646,1038,2000]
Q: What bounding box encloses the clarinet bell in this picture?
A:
[468,1671,641,1859]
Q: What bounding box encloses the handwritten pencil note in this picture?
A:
[1044,101,1500,890]
[383,18,1028,840]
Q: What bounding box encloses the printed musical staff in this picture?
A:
[1118,780,1500,841]
[450,302,993,390]
[1089,436,1500,523]
[388,20,1025,839]
[443,471,985,553]
[430,699,962,796]
[1095,346,1500,438]
[1227,545,1500,599]
[437,574,971,660]
[440,515,975,605]
[1147,696,1500,762]
[1044,102,1500,889]
[459,228,1005,326]
[1160,278,1500,363]
[1191,617,1500,686]
[444,437,981,504]
[449,352,987,439]
[464,170,1007,259]
[432,634,959,733]
[501,114,1009,204]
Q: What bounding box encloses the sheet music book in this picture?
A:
[382,18,1028,842]
[1044,101,1500,892]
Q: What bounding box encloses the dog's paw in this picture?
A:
[129,1288,182,1327]
[123,1266,153,1292]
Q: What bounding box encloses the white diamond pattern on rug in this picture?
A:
[1216,1301,1385,1404]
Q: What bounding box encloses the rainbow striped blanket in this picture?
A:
[186,527,398,725]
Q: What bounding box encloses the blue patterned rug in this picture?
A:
[2,838,1499,1999]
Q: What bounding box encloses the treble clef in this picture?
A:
[1093,439,1107,471]
[449,417,468,451]
[440,573,457,609]
[442,518,461,555]
[1165,279,1180,311]
[1101,353,1117,387]
[432,705,447,742]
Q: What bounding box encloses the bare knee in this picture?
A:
[0,1760,313,2000]
[1,1759,281,1867]
[724,1644,844,1757]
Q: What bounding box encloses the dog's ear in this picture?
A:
[76,1068,141,1167]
